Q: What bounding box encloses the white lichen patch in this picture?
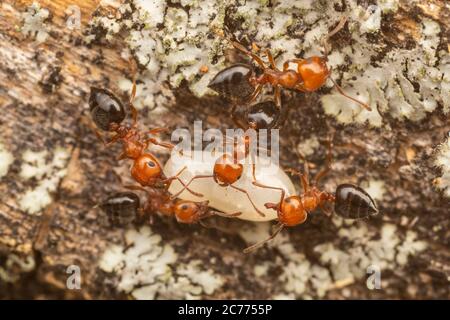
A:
[18,147,70,215]
[434,134,450,198]
[0,142,14,178]
[316,224,427,282]
[87,0,447,124]
[241,220,426,298]
[99,226,225,299]
[21,2,50,43]
[323,15,448,126]
[0,254,35,283]
[360,179,386,202]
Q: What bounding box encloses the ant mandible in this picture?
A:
[209,16,371,111]
[88,61,200,197]
[244,136,378,253]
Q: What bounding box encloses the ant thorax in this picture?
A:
[163,151,296,222]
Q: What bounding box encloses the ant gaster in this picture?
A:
[120,187,241,225]
[208,16,371,111]
[88,63,200,197]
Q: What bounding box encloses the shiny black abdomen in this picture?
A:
[335,184,378,219]
[89,87,126,131]
[99,192,140,226]
[208,64,255,102]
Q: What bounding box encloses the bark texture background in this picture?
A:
[0,0,449,299]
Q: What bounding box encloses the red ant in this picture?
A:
[100,187,241,226]
[244,136,378,253]
[168,108,287,218]
[209,16,371,111]
[88,62,200,197]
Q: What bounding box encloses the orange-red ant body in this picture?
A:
[244,137,378,253]
[89,65,200,197]
[111,187,241,225]
[209,17,371,111]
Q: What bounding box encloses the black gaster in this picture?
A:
[89,87,126,131]
[334,184,378,219]
[246,100,281,130]
[99,192,140,226]
[208,64,255,102]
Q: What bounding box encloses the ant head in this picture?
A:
[89,87,126,131]
[213,154,243,185]
[208,64,255,103]
[278,196,307,226]
[173,201,200,224]
[334,184,378,219]
[130,153,162,186]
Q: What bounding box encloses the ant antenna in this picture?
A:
[320,17,372,111]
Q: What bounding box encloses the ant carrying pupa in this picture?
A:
[208,16,371,111]
[88,61,200,197]
[166,102,292,219]
[99,188,241,227]
[244,135,378,253]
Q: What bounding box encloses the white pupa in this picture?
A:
[163,150,296,222]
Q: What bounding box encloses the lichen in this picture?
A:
[0,254,35,283]
[238,220,427,298]
[18,147,70,215]
[434,134,450,198]
[99,226,225,299]
[21,2,50,43]
[86,0,447,125]
[0,142,14,178]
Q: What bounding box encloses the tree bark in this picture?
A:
[0,0,449,299]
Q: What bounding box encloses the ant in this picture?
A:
[100,188,241,226]
[88,61,200,197]
[244,136,378,253]
[209,16,371,111]
[169,105,288,218]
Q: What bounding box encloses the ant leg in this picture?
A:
[251,162,286,209]
[263,49,278,70]
[274,85,282,108]
[243,223,284,253]
[313,134,334,185]
[169,175,213,199]
[231,41,266,69]
[145,137,174,150]
[128,58,139,127]
[322,16,348,57]
[285,168,310,193]
[164,166,204,198]
[229,184,265,217]
[208,210,242,218]
[123,184,147,192]
[147,127,170,135]
[328,76,372,111]
[319,202,332,217]
[246,83,264,105]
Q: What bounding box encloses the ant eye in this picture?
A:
[181,204,189,211]
[147,161,156,167]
